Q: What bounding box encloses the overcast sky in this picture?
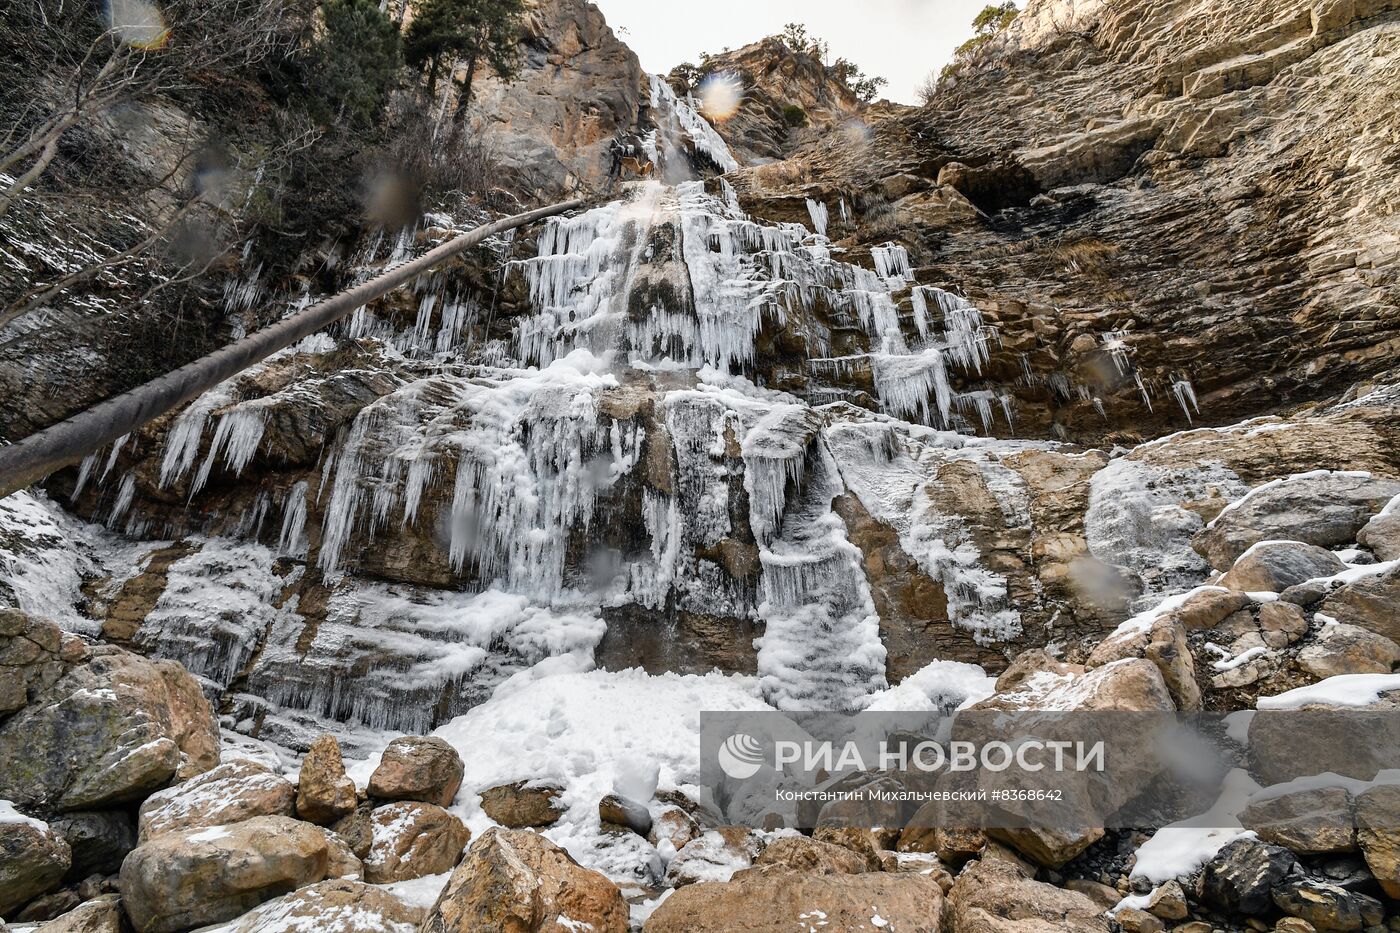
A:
[591,0,989,104]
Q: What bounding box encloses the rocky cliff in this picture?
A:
[3,0,1400,929]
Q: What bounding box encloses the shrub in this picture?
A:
[781,104,808,128]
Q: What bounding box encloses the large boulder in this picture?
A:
[1318,565,1400,644]
[0,805,70,916]
[1239,786,1356,854]
[295,735,358,825]
[1297,623,1400,679]
[48,811,136,879]
[1355,784,1400,898]
[1193,473,1400,570]
[1358,499,1400,561]
[1200,837,1297,915]
[1272,879,1384,932]
[208,879,420,933]
[735,835,868,877]
[368,737,463,808]
[1218,541,1346,593]
[119,815,330,933]
[422,827,627,933]
[944,856,1109,932]
[664,828,763,886]
[645,870,944,932]
[0,644,219,811]
[970,657,1177,713]
[478,781,564,828]
[0,610,80,717]
[137,760,295,841]
[1086,616,1201,710]
[363,801,470,884]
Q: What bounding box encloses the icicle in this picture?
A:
[278,481,309,558]
[1171,376,1199,422]
[805,198,829,237]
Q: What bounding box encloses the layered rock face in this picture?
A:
[728,0,1400,444]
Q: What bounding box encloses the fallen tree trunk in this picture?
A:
[0,198,584,499]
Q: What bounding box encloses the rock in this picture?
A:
[478,780,564,828]
[14,889,80,923]
[1193,473,1400,569]
[1318,566,1400,645]
[1298,624,1400,679]
[598,794,651,836]
[363,801,470,884]
[0,807,70,916]
[1358,501,1400,561]
[368,737,463,808]
[1354,784,1400,897]
[934,826,986,864]
[810,826,886,871]
[214,879,420,933]
[315,828,361,881]
[1116,906,1165,933]
[330,802,374,860]
[0,611,70,717]
[1200,838,1297,915]
[1219,542,1347,594]
[944,856,1109,932]
[897,802,940,853]
[1272,879,1384,931]
[995,649,1084,693]
[648,801,701,853]
[993,825,1109,870]
[1146,880,1188,920]
[664,828,763,886]
[137,760,295,841]
[972,657,1177,713]
[1259,601,1310,647]
[1240,787,1356,855]
[32,894,123,933]
[1087,616,1201,710]
[422,827,627,933]
[1274,919,1318,933]
[1172,588,1252,630]
[737,835,868,877]
[1064,879,1122,909]
[0,645,219,811]
[295,734,358,825]
[48,812,135,879]
[644,870,943,933]
[118,815,330,933]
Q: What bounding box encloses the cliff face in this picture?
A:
[669,37,864,165]
[460,0,648,198]
[730,0,1400,443]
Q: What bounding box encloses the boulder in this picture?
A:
[1272,879,1384,931]
[664,828,763,886]
[1240,786,1356,854]
[478,780,564,828]
[368,737,463,808]
[1357,500,1400,561]
[137,760,295,841]
[598,794,651,836]
[1354,784,1400,898]
[1193,473,1400,569]
[0,807,70,916]
[1113,907,1164,933]
[1086,616,1201,710]
[988,825,1106,869]
[31,894,122,933]
[1145,879,1188,920]
[48,811,135,879]
[329,802,374,860]
[1219,542,1346,594]
[971,657,1177,713]
[644,870,943,932]
[363,801,470,884]
[1298,623,1400,679]
[1318,566,1400,644]
[15,890,80,923]
[0,645,219,811]
[944,856,1109,932]
[0,610,73,717]
[211,879,420,933]
[735,835,868,877]
[1258,600,1310,647]
[809,826,886,871]
[119,815,330,933]
[321,829,363,881]
[422,827,627,933]
[935,827,986,864]
[897,802,940,853]
[295,734,358,825]
[1171,587,1251,630]
[1200,837,1297,915]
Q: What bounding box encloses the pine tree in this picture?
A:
[405,0,525,137]
[311,0,401,126]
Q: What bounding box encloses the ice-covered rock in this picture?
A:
[0,804,70,917]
